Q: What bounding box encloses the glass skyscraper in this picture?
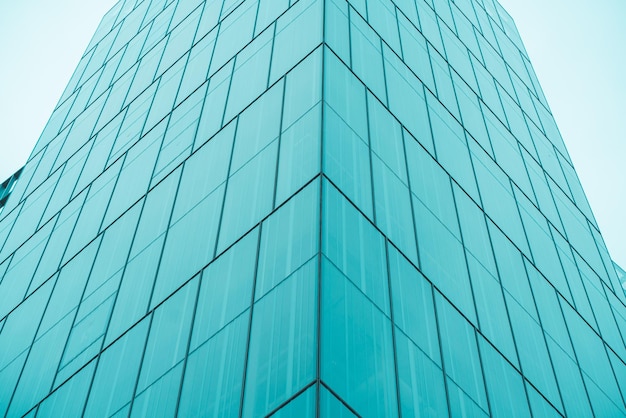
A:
[0,0,624,416]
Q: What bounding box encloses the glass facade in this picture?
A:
[0,0,624,416]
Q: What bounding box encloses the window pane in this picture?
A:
[243,259,317,417]
[321,256,398,418]
[178,313,248,417]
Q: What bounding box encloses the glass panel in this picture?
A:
[478,337,531,418]
[217,140,277,252]
[83,318,150,417]
[7,316,73,418]
[269,0,323,84]
[350,11,386,101]
[319,386,358,418]
[256,182,319,300]
[36,362,96,418]
[224,29,273,122]
[269,385,315,417]
[322,104,373,219]
[151,183,224,309]
[130,363,183,418]
[191,228,258,351]
[507,293,563,411]
[276,105,322,206]
[388,246,440,365]
[242,259,317,417]
[178,313,248,418]
[321,256,398,418]
[371,155,417,264]
[323,181,389,314]
[395,329,448,418]
[136,278,198,393]
[435,293,488,411]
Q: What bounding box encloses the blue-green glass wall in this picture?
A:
[0,0,624,416]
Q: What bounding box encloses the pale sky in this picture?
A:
[497,0,626,268]
[0,0,624,266]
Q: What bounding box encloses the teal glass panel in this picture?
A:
[319,386,358,418]
[256,182,319,300]
[453,184,497,276]
[224,28,273,122]
[130,363,183,418]
[276,105,322,206]
[83,202,140,298]
[478,337,531,418]
[172,121,234,223]
[371,155,417,264]
[472,144,530,257]
[350,11,387,101]
[178,313,248,418]
[323,48,368,141]
[436,293,488,411]
[36,362,95,417]
[428,95,479,202]
[397,14,435,91]
[321,256,398,418]
[366,0,401,53]
[507,295,563,411]
[517,193,571,302]
[7,315,72,418]
[429,49,460,120]
[144,60,185,133]
[367,93,406,183]
[269,0,323,84]
[324,0,350,65]
[195,60,234,146]
[191,228,258,351]
[395,329,448,418]
[83,319,150,417]
[230,82,282,175]
[255,0,290,35]
[151,183,224,309]
[526,383,562,418]
[106,236,163,345]
[158,8,200,75]
[281,47,322,130]
[488,220,538,320]
[151,84,206,185]
[0,222,52,316]
[136,278,197,394]
[209,0,257,75]
[485,110,533,197]
[178,30,215,103]
[217,140,277,252]
[562,302,623,408]
[413,195,476,324]
[322,104,373,219]
[323,181,389,314]
[37,240,99,337]
[57,279,116,385]
[388,244,440,365]
[383,47,433,154]
[62,161,120,263]
[0,280,53,392]
[527,265,575,357]
[242,259,317,417]
[269,386,315,417]
[404,134,459,238]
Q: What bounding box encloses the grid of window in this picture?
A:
[0,0,624,416]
